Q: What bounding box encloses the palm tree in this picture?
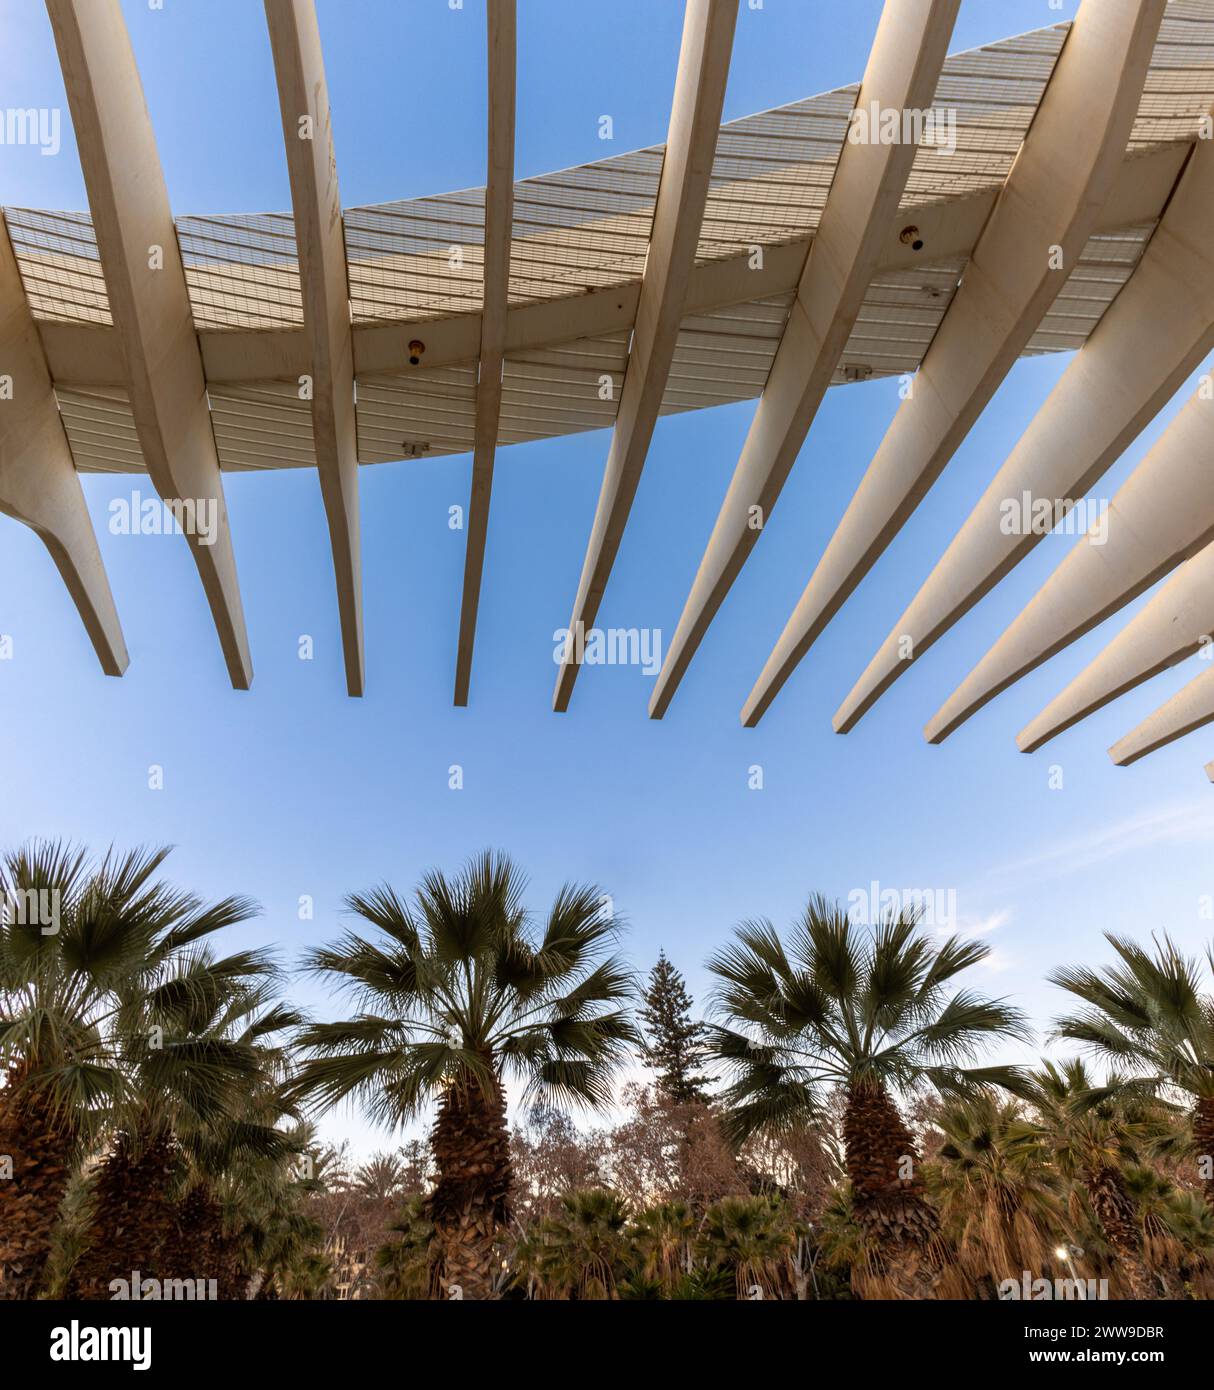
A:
[1051,933,1214,1212]
[291,851,638,1300]
[1013,1060,1159,1299]
[350,1152,409,1203]
[196,1114,319,1301]
[927,1091,1065,1294]
[706,896,1030,1298]
[697,1194,795,1300]
[374,1195,434,1300]
[530,1188,630,1299]
[68,965,292,1298]
[0,841,257,1299]
[1123,1164,1214,1297]
[627,1200,696,1291]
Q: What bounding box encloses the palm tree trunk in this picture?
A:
[0,1065,75,1300]
[159,1187,246,1299]
[843,1078,946,1299]
[427,1067,512,1300]
[70,1128,181,1299]
[1193,1096,1214,1212]
[1083,1165,1156,1300]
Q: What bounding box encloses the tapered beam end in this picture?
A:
[99,638,129,679]
[1107,736,1137,768]
[924,674,997,744]
[1017,682,1096,752]
[552,661,575,713]
[923,708,954,746]
[740,637,809,730]
[833,660,904,734]
[453,654,470,708]
[340,602,365,698]
[1015,697,1063,752]
[218,620,254,693]
[649,647,690,720]
[71,577,130,679]
[739,686,767,730]
[37,522,130,681]
[77,598,129,677]
[1016,724,1044,754]
[213,611,253,692]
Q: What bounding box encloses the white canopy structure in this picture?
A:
[5,0,1214,775]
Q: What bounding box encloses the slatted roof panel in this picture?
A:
[355,365,478,464]
[499,331,631,445]
[506,150,662,309]
[1130,0,1214,148]
[55,385,141,472]
[834,259,967,385]
[1025,222,1156,355]
[900,25,1067,208]
[5,208,110,325]
[209,381,316,471]
[10,10,1214,339]
[8,3,1214,478]
[660,295,794,416]
[177,213,303,332]
[59,208,1159,476]
[344,189,486,324]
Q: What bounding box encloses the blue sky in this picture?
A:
[3,0,1212,1151]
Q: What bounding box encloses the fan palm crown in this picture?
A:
[707,895,1030,1297]
[1051,932,1214,1212]
[292,851,638,1299]
[707,896,1030,1139]
[293,850,637,1117]
[0,840,259,1298]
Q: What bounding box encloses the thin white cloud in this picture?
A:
[989,801,1214,881]
[929,905,1015,972]
[973,945,1017,976]
[955,908,1012,939]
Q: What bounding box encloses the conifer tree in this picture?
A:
[640,951,711,1104]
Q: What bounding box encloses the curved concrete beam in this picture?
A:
[649,0,961,720]
[46,0,252,689]
[36,141,1190,390]
[455,0,516,707]
[1018,539,1214,753]
[741,0,1165,729]
[266,0,364,697]
[0,214,126,675]
[553,0,738,713]
[1110,661,1214,766]
[834,120,1214,735]
[926,384,1214,743]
